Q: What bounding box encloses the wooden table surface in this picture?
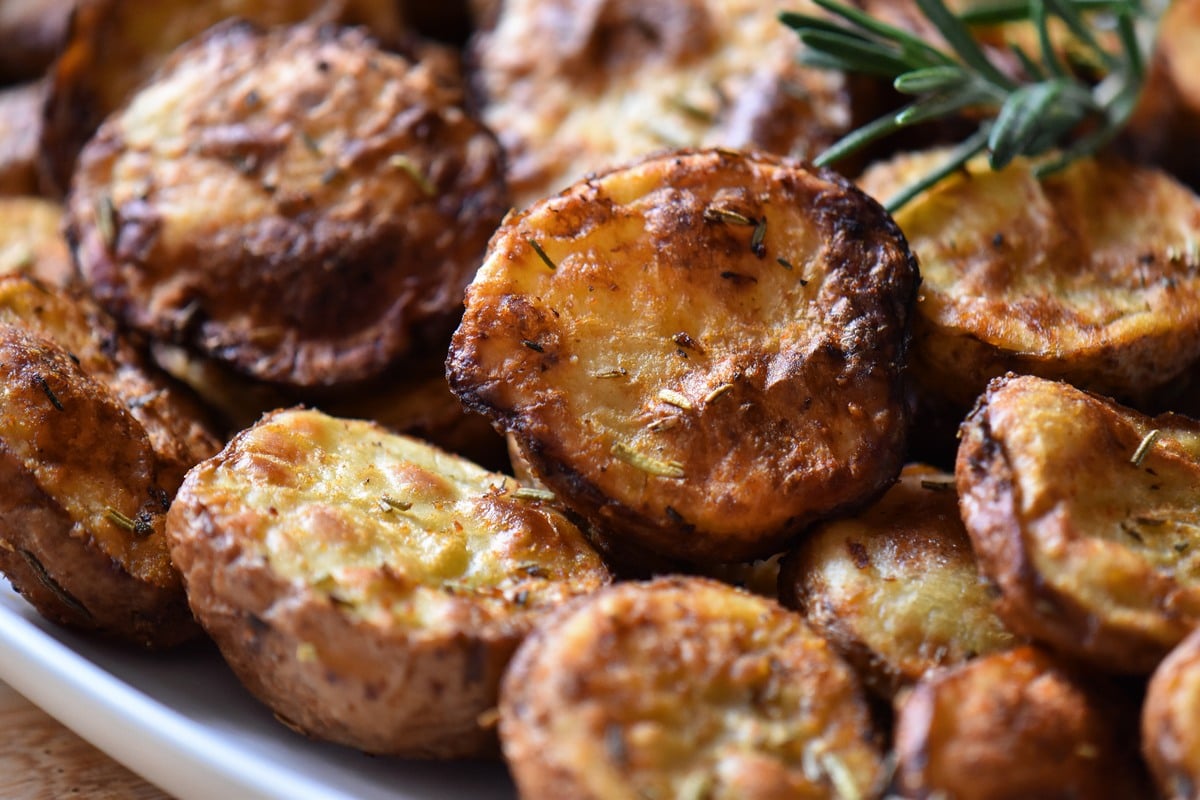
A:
[0,679,170,800]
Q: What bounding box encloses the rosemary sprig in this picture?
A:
[782,0,1167,211]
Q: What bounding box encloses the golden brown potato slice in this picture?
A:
[957,373,1200,674]
[500,576,886,800]
[859,152,1200,414]
[1144,627,1200,799]
[0,276,221,647]
[1125,0,1200,186]
[0,82,43,197]
[167,408,611,757]
[0,196,74,286]
[68,21,507,389]
[470,0,870,207]
[893,646,1149,799]
[779,464,1019,699]
[448,148,918,564]
[40,0,408,195]
[0,0,72,83]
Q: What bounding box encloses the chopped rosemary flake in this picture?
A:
[920,479,955,492]
[665,95,715,123]
[513,487,556,501]
[820,752,862,800]
[777,257,793,270]
[703,206,754,226]
[300,131,321,155]
[646,417,678,433]
[604,724,628,765]
[657,388,693,410]
[105,507,137,532]
[95,195,116,247]
[20,548,90,619]
[521,339,544,352]
[592,367,627,378]
[526,238,557,271]
[389,154,436,196]
[33,375,63,411]
[1176,542,1191,553]
[379,495,412,512]
[750,218,768,257]
[1131,429,1162,466]
[703,383,733,404]
[611,441,685,478]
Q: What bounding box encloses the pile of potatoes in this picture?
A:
[5,1,1200,797]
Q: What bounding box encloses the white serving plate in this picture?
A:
[0,577,515,800]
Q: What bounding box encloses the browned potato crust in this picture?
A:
[0,81,42,197]
[0,196,75,286]
[68,21,508,389]
[448,148,918,564]
[40,0,408,195]
[957,373,1200,674]
[779,464,1018,699]
[470,0,868,207]
[167,408,610,757]
[499,576,886,800]
[0,277,221,646]
[859,152,1200,413]
[1125,0,1200,186]
[893,646,1149,799]
[1144,626,1200,799]
[0,0,72,83]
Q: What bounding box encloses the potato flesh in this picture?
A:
[860,153,1200,405]
[474,0,854,205]
[198,409,607,627]
[451,149,916,562]
[503,578,883,800]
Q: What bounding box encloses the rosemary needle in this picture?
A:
[781,0,1168,211]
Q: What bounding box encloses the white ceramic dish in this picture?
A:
[0,577,515,800]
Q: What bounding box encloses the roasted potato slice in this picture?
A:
[500,576,886,800]
[859,152,1200,413]
[1144,626,1200,799]
[1125,0,1200,186]
[167,407,611,757]
[0,82,42,197]
[448,148,918,564]
[957,373,1200,674]
[0,277,221,647]
[40,0,408,195]
[893,646,1149,799]
[68,21,508,389]
[0,0,72,83]
[470,0,870,207]
[779,464,1019,699]
[0,196,74,286]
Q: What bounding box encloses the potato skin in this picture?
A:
[0,278,222,646]
[0,82,42,197]
[470,0,867,206]
[168,408,610,757]
[500,576,885,800]
[0,0,72,83]
[68,21,508,389]
[779,464,1018,699]
[1144,627,1200,799]
[893,646,1149,799]
[0,197,75,287]
[448,148,918,564]
[39,0,408,196]
[956,373,1200,674]
[859,153,1200,412]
